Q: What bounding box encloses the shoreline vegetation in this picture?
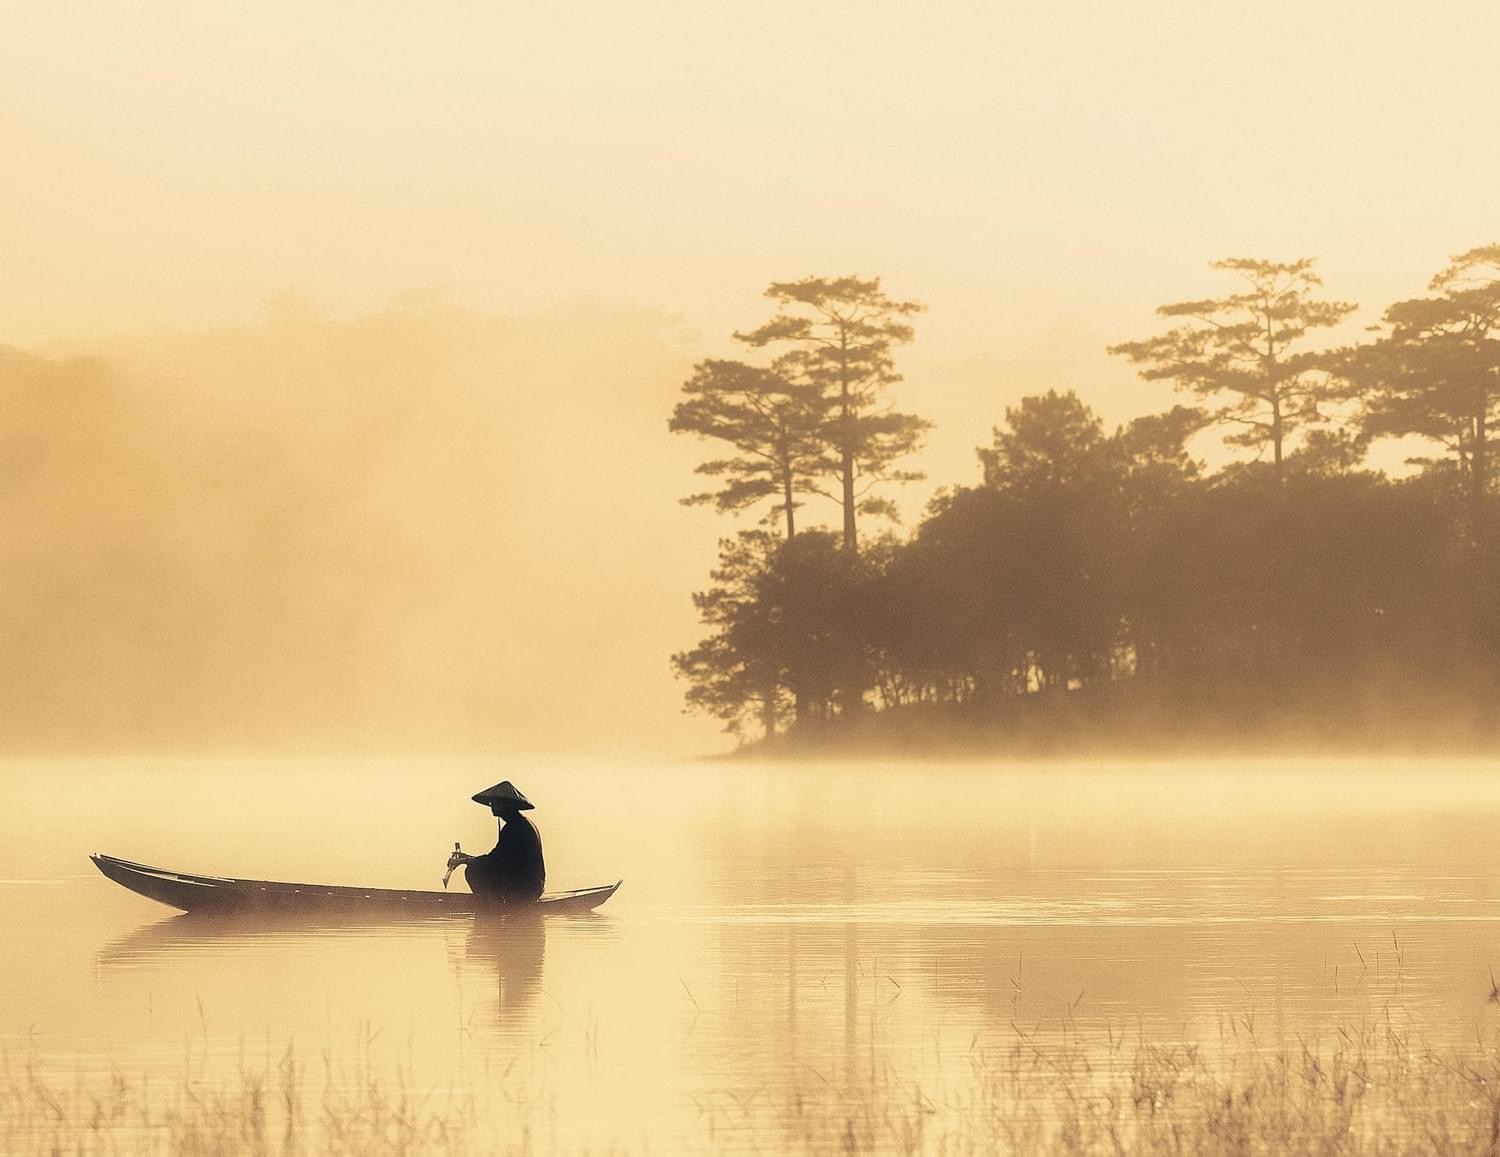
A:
[669,258,1500,759]
[724,678,1500,762]
[11,1016,1500,1154]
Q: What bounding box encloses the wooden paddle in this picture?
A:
[442,842,463,889]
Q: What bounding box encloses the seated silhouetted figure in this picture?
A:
[453,781,545,905]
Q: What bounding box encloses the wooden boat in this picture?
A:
[91,852,620,916]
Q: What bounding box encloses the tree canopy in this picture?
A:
[1109,259,1355,483]
[672,259,1500,754]
[735,276,929,550]
[1351,245,1500,521]
[668,358,829,538]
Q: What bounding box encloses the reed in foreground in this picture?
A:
[9,1017,1500,1154]
[743,1017,1500,1155]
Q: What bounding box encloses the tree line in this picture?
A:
[669,250,1500,748]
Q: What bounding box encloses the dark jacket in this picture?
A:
[465,813,545,903]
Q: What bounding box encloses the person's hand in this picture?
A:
[442,846,472,889]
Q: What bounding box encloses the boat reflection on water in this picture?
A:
[95,910,466,970]
[463,911,546,1023]
[92,907,614,1036]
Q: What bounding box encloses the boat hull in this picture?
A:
[91,853,620,916]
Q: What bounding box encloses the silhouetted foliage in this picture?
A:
[671,531,787,739]
[668,358,829,538]
[672,529,875,736]
[1349,244,1500,522]
[674,260,1500,754]
[979,390,1115,493]
[1109,259,1355,483]
[735,276,930,551]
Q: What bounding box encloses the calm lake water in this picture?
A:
[7,757,1500,1150]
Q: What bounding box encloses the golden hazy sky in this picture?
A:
[8,3,1497,458]
[4,2,1498,754]
[8,2,1497,341]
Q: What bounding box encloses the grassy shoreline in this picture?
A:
[725,680,1500,763]
[10,1018,1500,1154]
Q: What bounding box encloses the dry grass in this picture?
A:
[697,1016,1500,1156]
[0,1044,535,1157]
[9,1017,1500,1154]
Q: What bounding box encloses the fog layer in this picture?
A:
[0,305,717,755]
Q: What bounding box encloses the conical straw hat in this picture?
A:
[471,780,535,810]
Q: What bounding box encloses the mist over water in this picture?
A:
[7,3,1500,1150]
[1,308,722,757]
[10,757,1500,1149]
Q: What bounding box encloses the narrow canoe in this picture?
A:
[91,853,620,916]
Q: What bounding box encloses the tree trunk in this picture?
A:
[841,440,855,550]
[1271,394,1285,485]
[839,331,857,552]
[1265,311,1284,486]
[782,467,796,539]
[761,690,777,741]
[1474,406,1488,518]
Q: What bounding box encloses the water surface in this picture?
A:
[7,757,1500,1149]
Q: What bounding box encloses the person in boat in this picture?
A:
[448,781,546,904]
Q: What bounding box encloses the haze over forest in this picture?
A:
[4,2,1498,756]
